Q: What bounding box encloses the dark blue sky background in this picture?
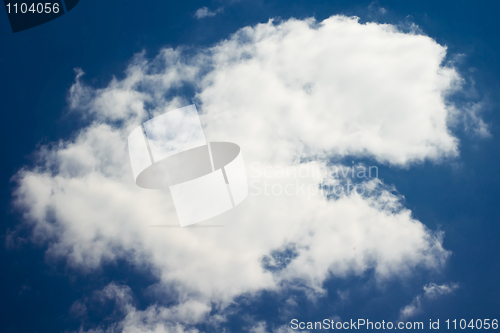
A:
[1,0,499,332]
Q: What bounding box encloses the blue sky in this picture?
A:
[1,1,499,332]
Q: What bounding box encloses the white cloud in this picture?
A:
[194,6,223,19]
[461,102,490,137]
[399,282,459,319]
[11,15,478,332]
[249,321,268,333]
[423,282,460,299]
[199,17,464,165]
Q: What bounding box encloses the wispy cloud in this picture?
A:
[400,283,459,320]
[194,6,223,19]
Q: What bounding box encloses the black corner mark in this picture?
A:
[3,0,79,33]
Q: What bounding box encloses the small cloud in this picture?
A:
[69,300,88,318]
[194,6,223,19]
[399,283,459,320]
[249,321,268,333]
[4,228,27,250]
[368,1,387,16]
[423,282,460,299]
[337,289,350,302]
[400,299,421,320]
[18,284,31,296]
[463,102,491,137]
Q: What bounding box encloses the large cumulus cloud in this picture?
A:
[12,15,475,332]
